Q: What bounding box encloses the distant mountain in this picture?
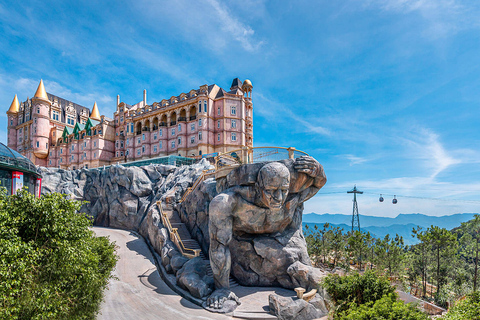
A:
[302,213,477,246]
[303,213,476,230]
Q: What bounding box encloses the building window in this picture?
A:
[232,119,236,128]
[84,141,87,147]
[52,110,59,121]
[199,150,202,155]
[204,102,207,113]
[127,138,129,145]
[191,137,195,144]
[60,158,63,163]
[153,133,157,140]
[94,152,97,158]
[198,118,202,126]
[94,141,96,147]
[191,124,195,131]
[171,141,175,148]
[159,129,163,136]
[142,146,145,153]
[142,133,145,141]
[159,141,163,149]
[130,123,134,132]
[60,148,63,154]
[171,128,175,136]
[46,142,48,149]
[126,124,129,133]
[178,137,181,145]
[178,124,181,132]
[116,141,119,148]
[153,145,157,153]
[137,149,141,156]
[232,132,237,141]
[120,141,124,148]
[120,151,124,156]
[49,160,52,165]
[217,120,220,129]
[231,106,236,115]
[71,145,74,151]
[120,116,123,122]
[217,133,220,141]
[126,150,129,156]
[84,152,87,158]
[199,131,202,140]
[10,119,12,126]
[37,107,40,113]
[217,107,220,115]
[36,141,39,148]
[137,138,141,144]
[116,152,119,157]
[71,155,74,161]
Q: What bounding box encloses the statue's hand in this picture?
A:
[207,288,241,309]
[294,156,320,178]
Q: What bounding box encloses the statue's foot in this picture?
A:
[204,288,241,313]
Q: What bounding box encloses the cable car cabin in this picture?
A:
[392,195,398,204]
[379,194,384,202]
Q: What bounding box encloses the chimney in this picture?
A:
[143,89,147,106]
[117,95,120,106]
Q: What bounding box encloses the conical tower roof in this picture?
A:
[33,79,49,100]
[7,94,20,114]
[90,102,101,121]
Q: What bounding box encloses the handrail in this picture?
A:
[156,200,201,259]
[179,168,215,203]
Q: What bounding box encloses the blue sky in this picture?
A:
[1,0,480,217]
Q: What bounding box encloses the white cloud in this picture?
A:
[341,154,369,166]
[366,0,477,38]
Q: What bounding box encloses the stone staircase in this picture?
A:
[162,202,238,288]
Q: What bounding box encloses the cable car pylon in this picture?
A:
[347,185,363,232]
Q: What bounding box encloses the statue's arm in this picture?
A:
[290,156,327,199]
[208,192,236,290]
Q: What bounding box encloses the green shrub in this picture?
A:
[322,270,395,313]
[442,292,480,320]
[337,294,429,320]
[0,188,117,320]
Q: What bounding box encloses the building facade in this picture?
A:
[6,78,253,169]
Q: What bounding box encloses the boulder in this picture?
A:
[268,294,326,320]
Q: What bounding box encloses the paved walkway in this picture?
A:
[93,227,232,320]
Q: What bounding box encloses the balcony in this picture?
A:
[160,122,167,127]
[189,115,197,121]
[170,121,177,126]
[178,117,187,122]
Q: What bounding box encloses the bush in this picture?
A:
[322,270,395,313]
[442,292,480,320]
[0,188,117,320]
[337,294,429,320]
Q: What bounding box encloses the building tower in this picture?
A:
[90,102,101,121]
[242,79,253,147]
[7,94,20,149]
[32,80,51,164]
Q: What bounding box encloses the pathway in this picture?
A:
[93,227,232,320]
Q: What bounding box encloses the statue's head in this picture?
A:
[256,162,290,209]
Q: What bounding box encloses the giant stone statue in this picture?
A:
[206,156,327,310]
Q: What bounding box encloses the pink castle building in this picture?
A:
[6,78,253,169]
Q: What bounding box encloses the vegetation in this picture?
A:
[322,271,428,320]
[442,292,480,320]
[305,214,480,318]
[0,188,117,320]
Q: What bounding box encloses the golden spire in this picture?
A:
[7,94,20,114]
[90,102,101,121]
[33,79,49,100]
